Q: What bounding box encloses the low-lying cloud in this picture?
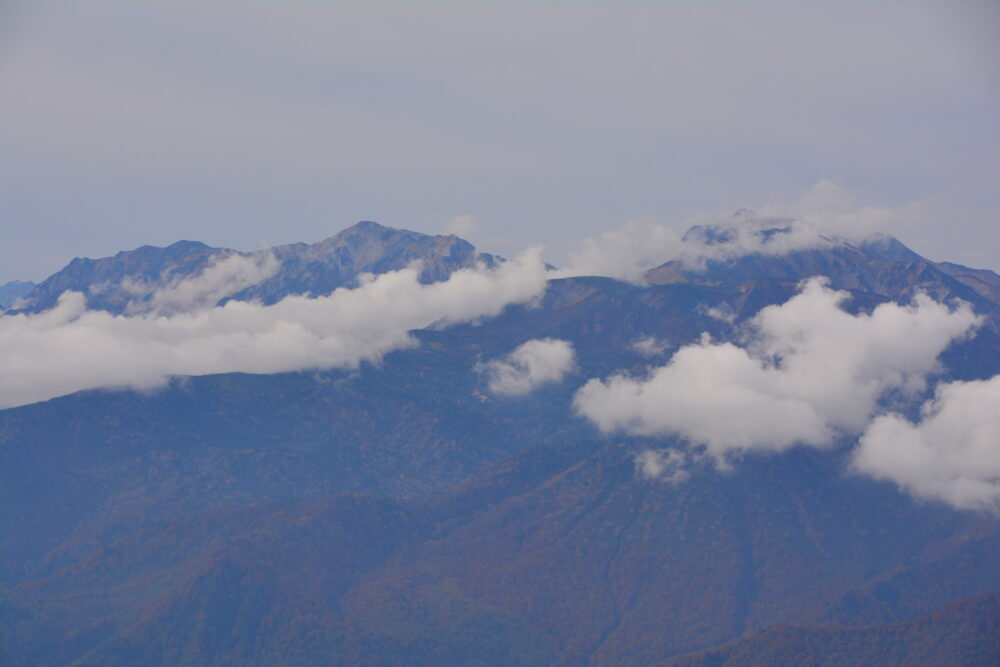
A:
[0,249,547,409]
[550,217,685,283]
[143,251,280,314]
[853,375,1000,511]
[635,448,689,484]
[553,181,927,282]
[575,277,979,461]
[632,336,669,357]
[478,338,575,396]
[86,250,280,315]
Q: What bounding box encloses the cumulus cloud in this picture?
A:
[635,448,689,484]
[754,180,928,242]
[89,251,279,315]
[142,251,280,314]
[549,218,685,282]
[445,214,481,240]
[632,336,668,357]
[552,181,927,281]
[478,338,575,396]
[0,248,547,409]
[853,375,1000,511]
[574,278,979,461]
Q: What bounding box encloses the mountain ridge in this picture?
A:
[11,221,500,315]
[2,222,1000,664]
[646,236,1000,339]
[668,590,1000,666]
[0,280,35,309]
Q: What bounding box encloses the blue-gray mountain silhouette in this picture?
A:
[2,223,999,665]
[15,221,499,314]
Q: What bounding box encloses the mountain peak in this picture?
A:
[110,239,212,258]
[14,222,501,315]
[858,233,924,263]
[681,220,797,247]
[0,280,36,309]
[341,220,399,235]
[335,220,431,243]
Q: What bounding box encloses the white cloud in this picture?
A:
[754,180,929,242]
[703,304,737,324]
[0,248,547,409]
[574,277,979,461]
[552,182,929,281]
[635,448,689,484]
[853,375,1000,511]
[478,338,575,397]
[549,218,685,282]
[84,251,278,315]
[632,336,668,357]
[445,214,481,241]
[139,251,279,315]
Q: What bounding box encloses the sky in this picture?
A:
[2,1,999,283]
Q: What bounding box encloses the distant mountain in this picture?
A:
[2,225,1000,664]
[645,229,1000,331]
[14,221,499,315]
[231,220,499,307]
[15,239,224,314]
[0,280,36,309]
[670,591,1000,666]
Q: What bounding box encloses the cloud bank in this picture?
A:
[853,375,1000,511]
[635,448,689,484]
[632,336,669,358]
[0,249,547,409]
[553,181,928,282]
[144,251,280,315]
[478,338,575,396]
[550,218,685,283]
[574,277,978,461]
[108,251,281,315]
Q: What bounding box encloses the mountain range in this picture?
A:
[0,281,34,309]
[9,221,498,317]
[2,221,999,665]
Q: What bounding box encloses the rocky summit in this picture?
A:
[11,221,499,316]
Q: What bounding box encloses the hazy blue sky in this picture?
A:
[2,1,998,283]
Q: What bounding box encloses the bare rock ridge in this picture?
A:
[233,220,499,307]
[12,221,499,315]
[645,227,1000,332]
[11,218,1000,326]
[15,239,221,314]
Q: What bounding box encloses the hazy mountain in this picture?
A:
[2,224,999,664]
[232,220,500,306]
[0,280,36,309]
[645,228,1000,332]
[14,239,225,314]
[14,221,499,315]
[670,591,1000,667]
